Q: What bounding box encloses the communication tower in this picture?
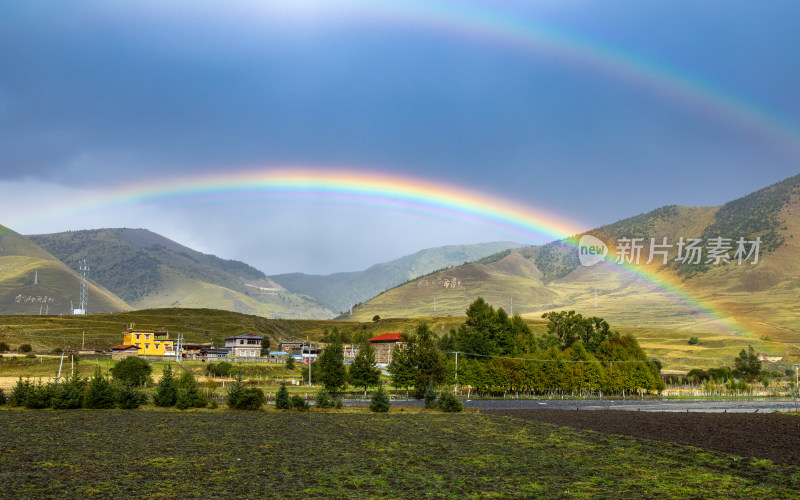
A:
[74,259,89,315]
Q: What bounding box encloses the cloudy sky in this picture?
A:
[1,0,799,274]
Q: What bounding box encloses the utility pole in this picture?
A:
[434,297,436,313]
[454,351,458,395]
[594,288,598,308]
[510,297,512,316]
[795,364,799,396]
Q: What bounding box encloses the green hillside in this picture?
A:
[271,241,521,313]
[349,174,800,345]
[30,228,334,319]
[0,226,130,314]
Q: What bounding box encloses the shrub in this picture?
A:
[334,397,343,409]
[207,362,234,377]
[153,364,179,407]
[84,368,117,409]
[688,337,699,345]
[275,383,291,409]
[52,347,63,354]
[51,374,85,409]
[291,394,309,411]
[315,389,334,409]
[423,383,438,409]
[369,385,390,413]
[24,381,53,409]
[0,388,5,405]
[8,377,34,407]
[111,357,152,387]
[25,354,36,359]
[19,344,32,353]
[0,341,9,352]
[232,388,266,410]
[285,356,295,370]
[209,399,219,409]
[116,383,148,409]
[176,371,207,410]
[437,391,463,412]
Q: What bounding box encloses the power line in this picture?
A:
[444,351,660,364]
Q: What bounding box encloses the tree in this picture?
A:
[317,341,347,391]
[348,342,381,395]
[275,383,291,409]
[291,394,309,411]
[0,388,5,405]
[369,384,390,413]
[733,345,762,382]
[372,315,381,322]
[315,388,335,408]
[154,364,179,407]
[8,377,33,407]
[0,341,9,352]
[111,357,152,387]
[52,373,86,409]
[407,323,447,398]
[387,345,415,394]
[226,372,246,409]
[19,344,32,353]
[116,383,148,409]
[176,371,207,410]
[84,367,117,409]
[260,337,271,357]
[285,355,295,370]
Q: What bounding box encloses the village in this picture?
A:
[109,325,405,367]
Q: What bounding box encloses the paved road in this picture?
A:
[345,397,800,412]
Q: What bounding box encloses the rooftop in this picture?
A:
[368,333,403,343]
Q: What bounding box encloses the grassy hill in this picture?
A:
[30,228,334,319]
[0,226,130,315]
[349,174,800,346]
[271,241,521,314]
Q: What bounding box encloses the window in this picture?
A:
[136,334,140,340]
[240,340,244,345]
[145,344,150,350]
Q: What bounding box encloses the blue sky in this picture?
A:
[1,1,799,274]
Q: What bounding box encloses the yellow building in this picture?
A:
[122,326,174,356]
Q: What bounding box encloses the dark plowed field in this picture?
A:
[484,409,800,466]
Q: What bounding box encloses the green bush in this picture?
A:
[0,388,5,405]
[369,385,390,413]
[116,383,148,409]
[688,337,699,345]
[8,377,33,407]
[207,362,234,377]
[19,344,32,353]
[232,388,266,410]
[153,364,179,407]
[423,383,438,409]
[437,391,463,412]
[285,356,295,370]
[0,341,10,352]
[51,375,85,409]
[334,397,343,409]
[314,389,334,409]
[275,383,291,409]
[111,357,152,387]
[226,372,246,409]
[84,368,117,409]
[291,394,309,411]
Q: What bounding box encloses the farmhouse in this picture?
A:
[279,341,304,356]
[225,333,263,358]
[122,326,175,357]
[368,333,404,365]
[110,345,139,361]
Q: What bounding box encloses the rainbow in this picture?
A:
[8,167,750,337]
[277,0,800,157]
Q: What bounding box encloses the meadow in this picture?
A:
[1,409,799,498]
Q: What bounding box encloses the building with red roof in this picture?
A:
[368,333,405,365]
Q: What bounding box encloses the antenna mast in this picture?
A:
[77,259,89,314]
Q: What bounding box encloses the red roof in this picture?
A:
[368,333,403,343]
[111,345,139,351]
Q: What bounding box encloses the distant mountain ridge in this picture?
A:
[270,241,521,313]
[30,228,333,318]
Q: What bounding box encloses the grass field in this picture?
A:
[0,409,799,498]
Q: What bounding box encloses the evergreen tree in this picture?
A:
[437,391,463,412]
[275,383,291,409]
[232,388,266,410]
[8,377,33,407]
[153,364,179,407]
[176,371,207,410]
[260,337,271,357]
[317,340,347,391]
[387,345,415,395]
[0,388,5,405]
[226,372,246,409]
[348,342,381,396]
[51,373,86,409]
[291,394,309,411]
[116,382,148,409]
[314,388,334,408]
[369,384,390,413]
[733,345,762,382]
[285,355,295,370]
[408,323,447,398]
[84,367,117,409]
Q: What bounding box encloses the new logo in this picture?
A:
[578,234,607,267]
